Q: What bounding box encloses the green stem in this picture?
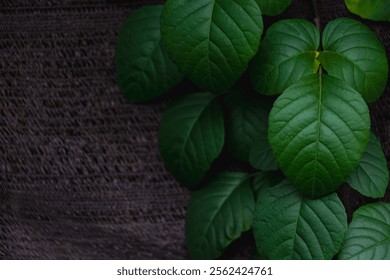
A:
[311,0,321,30]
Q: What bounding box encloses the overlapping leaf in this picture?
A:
[249,135,278,171]
[159,92,224,188]
[255,0,292,16]
[338,203,390,259]
[269,74,370,197]
[186,172,255,259]
[319,18,388,103]
[250,19,320,95]
[347,132,389,198]
[345,0,390,22]
[161,0,263,92]
[253,180,347,260]
[224,90,269,161]
[115,5,183,103]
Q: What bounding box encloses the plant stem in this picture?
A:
[311,0,321,30]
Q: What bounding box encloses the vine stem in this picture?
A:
[311,0,321,30]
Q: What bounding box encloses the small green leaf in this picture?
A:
[347,132,389,198]
[249,135,278,171]
[253,180,347,260]
[186,172,255,259]
[345,0,390,22]
[338,203,390,259]
[250,19,320,95]
[161,0,263,92]
[115,5,184,103]
[319,18,389,103]
[159,92,224,188]
[224,90,269,161]
[255,0,292,16]
[269,74,370,198]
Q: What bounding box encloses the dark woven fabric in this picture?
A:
[0,0,389,259]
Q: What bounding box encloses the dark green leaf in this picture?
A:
[347,132,389,198]
[115,5,183,103]
[252,172,284,201]
[186,172,255,259]
[345,0,390,22]
[159,92,224,188]
[161,0,263,92]
[319,18,389,103]
[250,19,320,95]
[255,0,292,16]
[249,135,278,171]
[269,74,370,198]
[253,180,347,260]
[224,90,269,161]
[338,203,390,259]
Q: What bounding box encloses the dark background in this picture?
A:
[0,0,389,259]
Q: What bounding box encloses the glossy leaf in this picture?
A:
[159,92,224,188]
[347,132,389,198]
[161,0,263,92]
[250,19,320,95]
[338,203,390,259]
[115,5,183,103]
[253,180,347,260]
[319,18,389,103]
[224,90,269,161]
[186,172,255,259]
[255,0,292,16]
[269,74,370,198]
[249,135,278,171]
[345,0,390,22]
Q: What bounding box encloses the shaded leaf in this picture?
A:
[252,171,284,201]
[345,0,390,22]
[249,135,278,171]
[255,0,292,16]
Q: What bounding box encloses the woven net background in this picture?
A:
[0,0,389,259]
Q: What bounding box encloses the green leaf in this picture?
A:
[345,0,390,22]
[186,172,255,259]
[269,74,370,198]
[255,0,292,16]
[224,90,269,161]
[159,92,224,188]
[252,172,284,201]
[347,132,389,198]
[253,180,347,260]
[338,203,390,259]
[249,135,278,171]
[115,5,184,103]
[319,18,389,103]
[250,19,320,95]
[161,0,263,92]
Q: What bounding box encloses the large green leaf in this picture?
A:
[115,5,184,103]
[338,203,390,259]
[250,19,320,95]
[255,0,292,16]
[319,18,388,103]
[159,92,224,188]
[269,74,370,198]
[161,0,263,92]
[224,90,269,161]
[253,180,347,260]
[249,135,278,171]
[345,0,390,22]
[186,172,255,259]
[347,132,389,198]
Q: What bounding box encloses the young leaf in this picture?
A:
[319,18,389,103]
[159,92,224,188]
[347,132,389,198]
[338,203,390,259]
[224,90,269,162]
[161,0,263,92]
[345,0,390,22]
[186,172,255,259]
[269,74,370,198]
[250,19,320,95]
[249,135,278,171]
[115,5,183,103]
[253,179,347,260]
[255,0,292,16]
